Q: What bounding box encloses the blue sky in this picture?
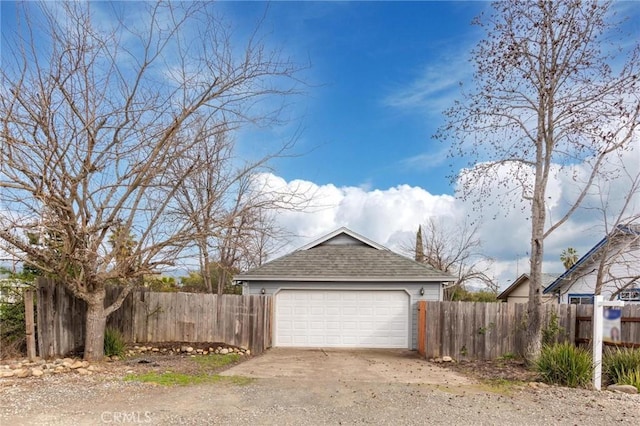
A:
[218,1,486,194]
[1,1,638,289]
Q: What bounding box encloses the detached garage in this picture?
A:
[235,228,452,350]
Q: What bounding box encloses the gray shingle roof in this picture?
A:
[235,245,453,282]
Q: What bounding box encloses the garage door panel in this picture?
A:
[275,290,409,348]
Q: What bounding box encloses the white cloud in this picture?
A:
[254,173,458,254]
[383,53,472,115]
[256,142,639,291]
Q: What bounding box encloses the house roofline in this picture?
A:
[497,273,528,300]
[297,227,387,251]
[543,224,639,295]
[233,275,454,283]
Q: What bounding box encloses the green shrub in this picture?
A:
[536,343,592,388]
[603,347,640,391]
[0,294,28,358]
[104,327,126,357]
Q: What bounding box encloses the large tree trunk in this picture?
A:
[84,290,107,361]
[525,151,547,363]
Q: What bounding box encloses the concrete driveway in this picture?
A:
[220,347,474,386]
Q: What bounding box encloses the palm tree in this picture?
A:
[560,247,579,270]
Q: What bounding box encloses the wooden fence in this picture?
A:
[575,304,640,349]
[418,301,640,360]
[417,301,575,360]
[37,278,272,358]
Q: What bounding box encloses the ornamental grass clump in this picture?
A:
[603,347,640,391]
[536,342,592,388]
[104,327,126,358]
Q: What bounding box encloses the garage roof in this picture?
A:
[235,227,454,282]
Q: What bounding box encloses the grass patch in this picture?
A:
[193,353,241,370]
[123,371,252,386]
[122,353,249,387]
[476,378,523,395]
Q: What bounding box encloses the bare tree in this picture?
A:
[168,120,300,294]
[406,218,498,300]
[0,2,302,360]
[591,159,640,299]
[436,0,640,360]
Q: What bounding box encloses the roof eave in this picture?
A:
[234,275,454,283]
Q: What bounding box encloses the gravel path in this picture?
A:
[1,350,639,425]
[2,369,639,425]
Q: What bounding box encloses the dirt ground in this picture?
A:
[1,348,639,425]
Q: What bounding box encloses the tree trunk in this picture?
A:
[525,157,547,363]
[217,268,227,296]
[84,291,107,361]
[202,249,212,293]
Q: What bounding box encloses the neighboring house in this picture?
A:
[497,273,558,305]
[234,227,453,350]
[544,225,640,304]
[0,278,30,304]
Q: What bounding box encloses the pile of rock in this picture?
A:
[121,344,250,358]
[0,358,100,379]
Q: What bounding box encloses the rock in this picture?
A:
[442,356,453,362]
[9,363,22,370]
[81,361,90,368]
[31,368,44,377]
[87,365,100,372]
[186,346,194,353]
[15,369,30,378]
[245,350,250,356]
[152,347,160,352]
[209,347,215,352]
[196,349,203,354]
[528,382,549,389]
[607,384,638,394]
[220,348,229,355]
[70,361,84,369]
[180,345,189,352]
[54,366,66,373]
[62,357,75,364]
[77,368,91,375]
[0,371,15,378]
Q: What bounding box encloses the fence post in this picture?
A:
[24,289,37,361]
[417,301,426,357]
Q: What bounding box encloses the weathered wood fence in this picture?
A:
[418,301,640,360]
[575,304,640,349]
[37,278,272,358]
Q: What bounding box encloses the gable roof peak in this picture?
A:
[297,227,387,251]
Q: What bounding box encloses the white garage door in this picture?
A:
[275,290,409,348]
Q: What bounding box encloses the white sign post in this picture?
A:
[592,295,625,391]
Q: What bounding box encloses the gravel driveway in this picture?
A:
[1,348,639,425]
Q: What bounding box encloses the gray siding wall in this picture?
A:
[243,281,442,350]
